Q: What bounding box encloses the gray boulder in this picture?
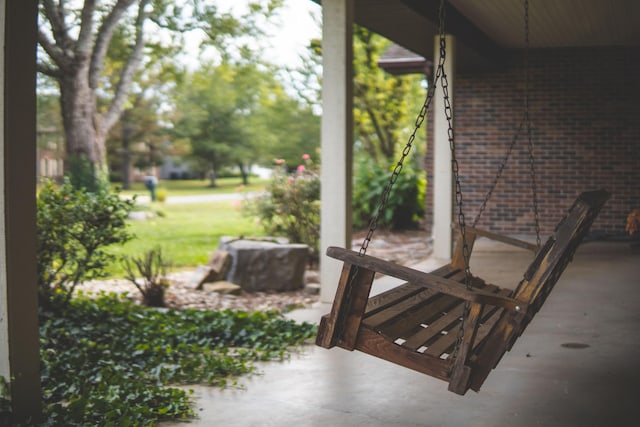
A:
[218,237,309,292]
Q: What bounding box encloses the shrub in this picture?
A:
[353,156,426,230]
[37,178,135,309]
[243,155,320,261]
[122,247,172,307]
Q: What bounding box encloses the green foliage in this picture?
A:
[37,179,135,309]
[39,294,316,425]
[172,62,256,186]
[122,247,172,307]
[172,60,320,183]
[353,156,426,230]
[243,155,320,260]
[66,153,110,193]
[353,26,427,163]
[0,376,10,423]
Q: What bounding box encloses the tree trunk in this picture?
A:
[59,63,108,186]
[208,164,217,187]
[238,161,249,185]
[121,116,133,189]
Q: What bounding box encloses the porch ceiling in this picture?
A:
[337,0,640,71]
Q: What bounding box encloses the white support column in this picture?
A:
[319,0,354,302]
[432,34,456,261]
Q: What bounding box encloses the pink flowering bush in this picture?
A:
[243,154,320,262]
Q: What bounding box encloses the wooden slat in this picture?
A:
[424,286,509,359]
[448,302,483,394]
[402,284,504,352]
[370,271,471,339]
[364,288,439,330]
[466,226,539,252]
[375,294,461,341]
[451,229,477,270]
[403,300,466,351]
[365,283,424,315]
[354,327,453,382]
[470,288,513,353]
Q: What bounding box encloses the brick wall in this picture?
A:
[424,46,640,238]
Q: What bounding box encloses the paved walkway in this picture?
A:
[128,192,252,205]
[161,239,640,427]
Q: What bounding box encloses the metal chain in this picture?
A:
[524,0,542,248]
[434,0,474,360]
[472,118,525,228]
[358,28,440,256]
[471,0,541,249]
[355,0,473,361]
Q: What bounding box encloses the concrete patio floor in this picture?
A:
[163,239,640,427]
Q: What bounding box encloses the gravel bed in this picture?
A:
[76,230,431,313]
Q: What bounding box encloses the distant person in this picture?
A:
[144,175,158,201]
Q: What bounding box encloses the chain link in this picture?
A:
[432,0,474,361]
[524,0,542,248]
[472,0,541,249]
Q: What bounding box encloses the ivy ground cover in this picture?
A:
[37,293,316,425]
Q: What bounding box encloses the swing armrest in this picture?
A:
[327,246,527,313]
[458,226,539,252]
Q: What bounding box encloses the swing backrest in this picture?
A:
[512,189,610,314]
[466,189,610,392]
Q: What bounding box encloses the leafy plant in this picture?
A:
[243,155,320,261]
[39,294,316,425]
[353,156,426,230]
[626,208,640,237]
[37,178,135,309]
[122,247,172,307]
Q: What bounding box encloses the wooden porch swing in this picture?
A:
[316,0,610,395]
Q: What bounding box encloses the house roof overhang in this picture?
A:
[314,0,640,73]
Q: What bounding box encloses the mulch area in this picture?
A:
[76,230,432,313]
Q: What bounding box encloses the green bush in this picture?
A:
[353,156,426,230]
[37,179,135,309]
[243,155,320,261]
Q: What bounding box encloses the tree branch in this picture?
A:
[76,0,96,55]
[41,0,74,51]
[102,0,149,132]
[36,62,63,80]
[37,29,69,71]
[89,0,137,89]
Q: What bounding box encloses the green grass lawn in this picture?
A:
[113,177,267,198]
[107,199,265,277]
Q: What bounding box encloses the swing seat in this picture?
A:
[316,189,610,395]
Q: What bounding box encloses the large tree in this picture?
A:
[37,0,282,185]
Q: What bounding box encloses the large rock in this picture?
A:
[218,237,309,292]
[191,250,232,290]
